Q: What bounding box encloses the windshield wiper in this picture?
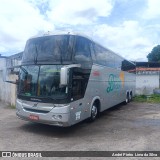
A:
[34,45,38,64]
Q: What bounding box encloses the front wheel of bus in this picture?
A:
[89,103,98,122]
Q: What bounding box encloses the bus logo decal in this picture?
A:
[107,72,124,93]
[32,103,38,108]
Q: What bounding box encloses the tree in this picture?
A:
[147,45,160,62]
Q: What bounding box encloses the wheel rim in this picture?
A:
[126,96,129,103]
[91,105,97,119]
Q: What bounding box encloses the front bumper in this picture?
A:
[16,99,71,127]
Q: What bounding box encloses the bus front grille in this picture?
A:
[23,107,50,114]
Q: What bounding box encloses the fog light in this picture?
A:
[52,115,57,119]
[58,115,62,119]
[52,115,62,120]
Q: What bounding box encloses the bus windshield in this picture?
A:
[18,65,68,99]
[22,35,73,64]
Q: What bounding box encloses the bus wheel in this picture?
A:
[130,93,133,102]
[124,94,129,105]
[89,103,98,122]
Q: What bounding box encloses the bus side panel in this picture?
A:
[67,64,136,126]
[69,98,90,125]
[83,64,136,113]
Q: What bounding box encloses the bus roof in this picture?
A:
[29,32,135,66]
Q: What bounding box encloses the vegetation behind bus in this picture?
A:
[133,94,160,103]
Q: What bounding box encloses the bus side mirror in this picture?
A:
[60,67,69,86]
[60,64,81,86]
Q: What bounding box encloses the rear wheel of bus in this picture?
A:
[124,93,129,105]
[129,92,133,102]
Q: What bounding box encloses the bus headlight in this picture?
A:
[52,115,62,120]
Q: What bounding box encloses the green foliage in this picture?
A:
[147,45,160,62]
[133,94,160,103]
[133,95,147,102]
[7,104,16,109]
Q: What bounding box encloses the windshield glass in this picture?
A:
[22,35,74,64]
[18,65,68,99]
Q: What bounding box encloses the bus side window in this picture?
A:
[122,60,136,73]
[71,69,85,100]
[115,55,123,70]
[94,44,106,65]
[74,36,92,62]
[72,79,82,99]
[90,42,96,62]
[94,44,115,67]
[105,51,115,68]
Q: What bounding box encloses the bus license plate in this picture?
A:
[29,115,39,121]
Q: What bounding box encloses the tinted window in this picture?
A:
[71,68,85,100]
[22,35,74,64]
[18,65,68,99]
[115,55,123,70]
[105,51,115,68]
[94,44,115,67]
[90,42,96,62]
[122,60,136,73]
[19,66,39,96]
[74,36,92,62]
[22,40,36,63]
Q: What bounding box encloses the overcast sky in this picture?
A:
[0,0,160,61]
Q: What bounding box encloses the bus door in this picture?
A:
[69,68,87,123]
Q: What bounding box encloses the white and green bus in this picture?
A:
[15,33,136,127]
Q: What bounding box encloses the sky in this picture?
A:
[0,0,160,61]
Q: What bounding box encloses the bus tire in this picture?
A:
[124,93,129,105]
[129,92,133,102]
[89,103,98,122]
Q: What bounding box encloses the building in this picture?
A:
[0,52,23,105]
[6,52,22,69]
[0,54,6,71]
[135,62,160,95]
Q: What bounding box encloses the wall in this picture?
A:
[0,71,17,105]
[136,74,159,95]
[0,58,17,106]
[0,58,6,70]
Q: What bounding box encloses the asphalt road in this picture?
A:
[1,101,160,159]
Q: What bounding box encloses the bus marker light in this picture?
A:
[93,71,100,76]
